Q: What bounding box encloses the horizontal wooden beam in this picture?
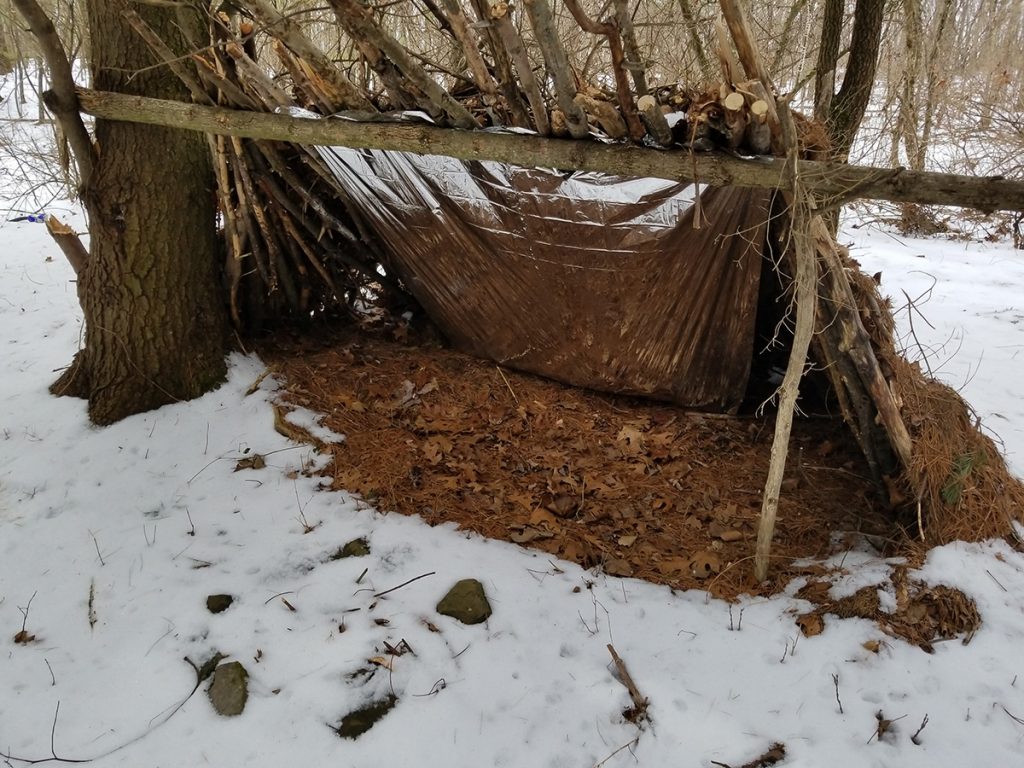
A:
[75,88,1024,213]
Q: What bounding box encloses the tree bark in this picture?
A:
[828,0,887,160]
[74,88,1024,214]
[52,1,228,425]
[813,0,842,123]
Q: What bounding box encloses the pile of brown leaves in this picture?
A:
[262,326,895,599]
[796,565,982,650]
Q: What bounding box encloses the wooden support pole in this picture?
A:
[124,10,213,106]
[613,0,649,96]
[439,0,500,101]
[467,0,532,128]
[487,1,551,135]
[73,88,1024,213]
[522,0,590,138]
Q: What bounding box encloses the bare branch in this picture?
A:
[11,0,95,189]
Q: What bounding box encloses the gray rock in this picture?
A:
[206,594,234,614]
[208,661,248,716]
[436,579,491,625]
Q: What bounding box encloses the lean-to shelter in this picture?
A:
[95,0,1023,554]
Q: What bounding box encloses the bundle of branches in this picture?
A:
[128,7,398,331]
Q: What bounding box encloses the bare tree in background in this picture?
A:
[813,0,886,161]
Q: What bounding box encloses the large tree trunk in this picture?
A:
[53,0,228,424]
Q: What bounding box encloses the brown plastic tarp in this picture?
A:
[317,146,772,412]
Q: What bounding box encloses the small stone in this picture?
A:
[206,594,234,614]
[208,661,248,717]
[332,537,370,559]
[719,529,744,542]
[436,579,491,625]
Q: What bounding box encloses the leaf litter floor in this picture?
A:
[261,326,900,600]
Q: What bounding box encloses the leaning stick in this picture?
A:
[562,0,644,141]
[11,0,94,188]
[124,10,212,106]
[465,0,531,128]
[246,0,376,112]
[440,0,500,101]
[716,0,817,583]
[328,0,479,129]
[613,0,649,96]
[488,2,551,135]
[522,0,589,138]
[607,644,648,716]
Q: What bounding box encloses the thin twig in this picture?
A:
[985,569,1007,592]
[89,531,105,566]
[263,590,295,605]
[19,590,38,634]
[1000,704,1024,726]
[911,714,929,744]
[496,366,519,405]
[832,673,844,714]
[373,571,436,598]
[592,736,640,768]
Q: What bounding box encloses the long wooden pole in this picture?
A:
[72,88,1024,213]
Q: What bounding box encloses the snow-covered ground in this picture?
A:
[3,88,1024,767]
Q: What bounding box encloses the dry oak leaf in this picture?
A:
[688,551,722,579]
[234,454,266,471]
[529,507,561,529]
[510,527,554,544]
[544,493,578,518]
[604,558,634,578]
[796,613,824,637]
[422,435,453,465]
[657,556,692,576]
[615,425,645,455]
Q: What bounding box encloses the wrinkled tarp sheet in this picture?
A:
[316,146,772,411]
